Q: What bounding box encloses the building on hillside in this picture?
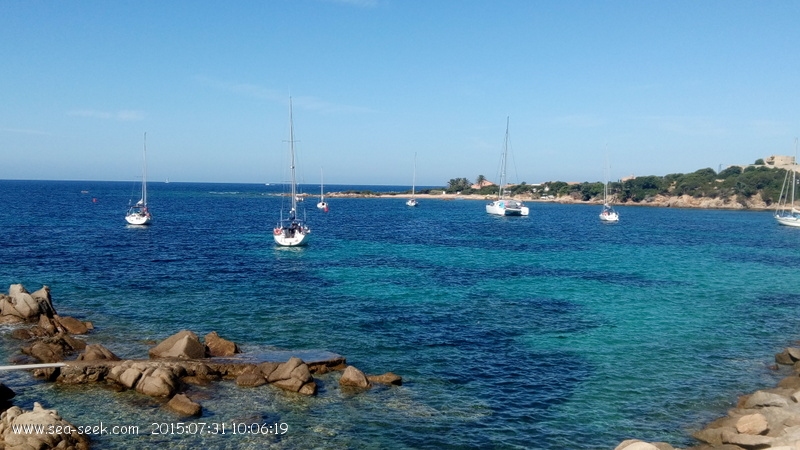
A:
[764,155,796,169]
[471,180,496,189]
[727,155,797,173]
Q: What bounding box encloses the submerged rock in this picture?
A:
[167,393,202,417]
[339,366,371,389]
[368,372,403,386]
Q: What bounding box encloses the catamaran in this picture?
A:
[775,138,800,227]
[125,133,152,225]
[486,117,529,216]
[273,98,311,246]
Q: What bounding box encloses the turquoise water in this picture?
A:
[1,180,800,449]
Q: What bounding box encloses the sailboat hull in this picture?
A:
[486,200,528,216]
[775,214,800,227]
[273,227,310,246]
[599,212,619,222]
[125,211,152,225]
[406,199,418,207]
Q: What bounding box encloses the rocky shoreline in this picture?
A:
[0,284,401,448]
[615,347,800,450]
[617,348,800,450]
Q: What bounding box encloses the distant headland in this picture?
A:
[322,157,798,211]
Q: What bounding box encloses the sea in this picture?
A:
[1,179,800,450]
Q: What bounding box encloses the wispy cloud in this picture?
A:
[193,75,375,114]
[0,127,51,135]
[748,119,790,137]
[552,114,608,128]
[193,76,285,102]
[67,109,145,121]
[321,0,380,7]
[645,115,727,136]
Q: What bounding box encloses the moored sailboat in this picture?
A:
[317,168,328,211]
[125,133,152,226]
[486,117,529,216]
[599,155,619,223]
[775,138,800,227]
[406,152,418,207]
[273,98,311,246]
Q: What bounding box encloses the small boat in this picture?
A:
[599,154,619,223]
[317,168,328,211]
[406,152,419,207]
[273,98,310,246]
[125,133,152,226]
[775,138,800,227]
[486,117,529,216]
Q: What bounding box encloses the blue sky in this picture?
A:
[2,0,799,186]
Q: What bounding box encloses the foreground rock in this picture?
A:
[148,330,206,359]
[166,393,202,417]
[0,402,89,450]
[2,284,402,431]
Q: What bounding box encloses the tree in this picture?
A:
[717,166,743,179]
[475,174,486,187]
[446,177,471,193]
[754,158,765,165]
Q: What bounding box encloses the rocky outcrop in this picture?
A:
[149,330,206,359]
[76,343,120,362]
[1,284,55,320]
[0,402,89,450]
[167,394,202,417]
[368,372,403,386]
[204,331,240,357]
[339,365,371,389]
[2,284,403,435]
[619,346,800,449]
[21,332,86,363]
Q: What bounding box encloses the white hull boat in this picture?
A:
[775,138,800,228]
[486,117,528,216]
[274,98,310,247]
[125,133,152,226]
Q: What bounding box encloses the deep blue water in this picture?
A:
[1,180,800,449]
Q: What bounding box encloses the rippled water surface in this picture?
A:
[1,180,800,449]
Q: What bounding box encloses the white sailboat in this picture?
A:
[125,132,152,225]
[317,168,328,211]
[775,138,800,227]
[486,117,529,216]
[406,152,418,207]
[599,156,619,223]
[273,98,311,246]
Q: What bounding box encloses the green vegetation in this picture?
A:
[438,165,790,206]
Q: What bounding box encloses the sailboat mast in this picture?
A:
[500,117,509,199]
[289,98,297,219]
[142,132,147,205]
[793,138,798,208]
[412,152,416,197]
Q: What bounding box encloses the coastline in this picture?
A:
[319,191,775,211]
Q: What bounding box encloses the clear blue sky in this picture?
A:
[2,0,799,186]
